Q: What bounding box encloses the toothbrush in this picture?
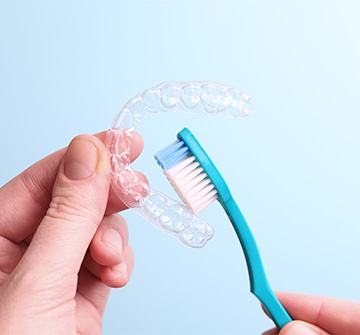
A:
[154,127,292,329]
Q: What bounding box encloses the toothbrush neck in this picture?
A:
[221,197,292,328]
[222,197,268,293]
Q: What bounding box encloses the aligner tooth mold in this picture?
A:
[106,81,251,248]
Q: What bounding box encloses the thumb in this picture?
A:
[280,321,330,335]
[20,135,111,276]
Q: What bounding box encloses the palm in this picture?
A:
[0,132,140,334]
[0,233,110,335]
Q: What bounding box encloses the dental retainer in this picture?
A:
[106,81,251,248]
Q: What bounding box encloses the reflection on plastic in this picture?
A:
[106,81,251,248]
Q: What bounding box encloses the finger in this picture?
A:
[105,170,148,215]
[77,267,110,316]
[0,131,144,242]
[276,292,360,335]
[262,328,278,335]
[18,135,111,276]
[279,321,329,335]
[0,236,26,274]
[85,244,134,288]
[97,131,144,163]
[99,245,134,288]
[84,252,102,279]
[89,215,128,266]
[76,292,103,335]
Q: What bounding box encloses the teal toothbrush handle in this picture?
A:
[223,198,292,329]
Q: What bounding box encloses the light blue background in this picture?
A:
[1,1,360,334]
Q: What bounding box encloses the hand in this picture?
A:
[263,292,360,335]
[0,132,145,335]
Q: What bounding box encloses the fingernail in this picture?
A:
[111,262,128,280]
[102,228,123,255]
[286,322,320,335]
[64,138,98,180]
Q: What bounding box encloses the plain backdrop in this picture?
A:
[1,1,360,334]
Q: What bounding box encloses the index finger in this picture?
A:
[276,292,360,335]
[0,131,144,242]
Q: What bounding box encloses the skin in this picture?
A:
[0,131,358,335]
[263,292,360,335]
[0,132,146,334]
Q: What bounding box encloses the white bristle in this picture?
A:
[168,165,204,189]
[183,178,211,198]
[164,154,218,214]
[191,193,218,213]
[166,156,195,175]
[187,183,215,203]
[178,172,208,194]
[173,161,200,179]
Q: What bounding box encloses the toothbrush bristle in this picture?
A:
[155,140,218,214]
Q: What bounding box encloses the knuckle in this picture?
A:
[20,168,52,206]
[46,187,99,223]
[113,215,128,231]
[0,237,21,273]
[7,266,45,297]
[103,215,128,236]
[8,265,75,305]
[115,216,129,243]
[117,214,128,227]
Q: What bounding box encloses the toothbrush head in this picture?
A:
[154,128,231,214]
[155,129,293,329]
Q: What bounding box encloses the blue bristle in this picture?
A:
[154,139,190,170]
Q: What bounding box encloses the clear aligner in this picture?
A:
[137,190,214,248]
[107,81,251,248]
[113,81,251,129]
[106,128,214,248]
